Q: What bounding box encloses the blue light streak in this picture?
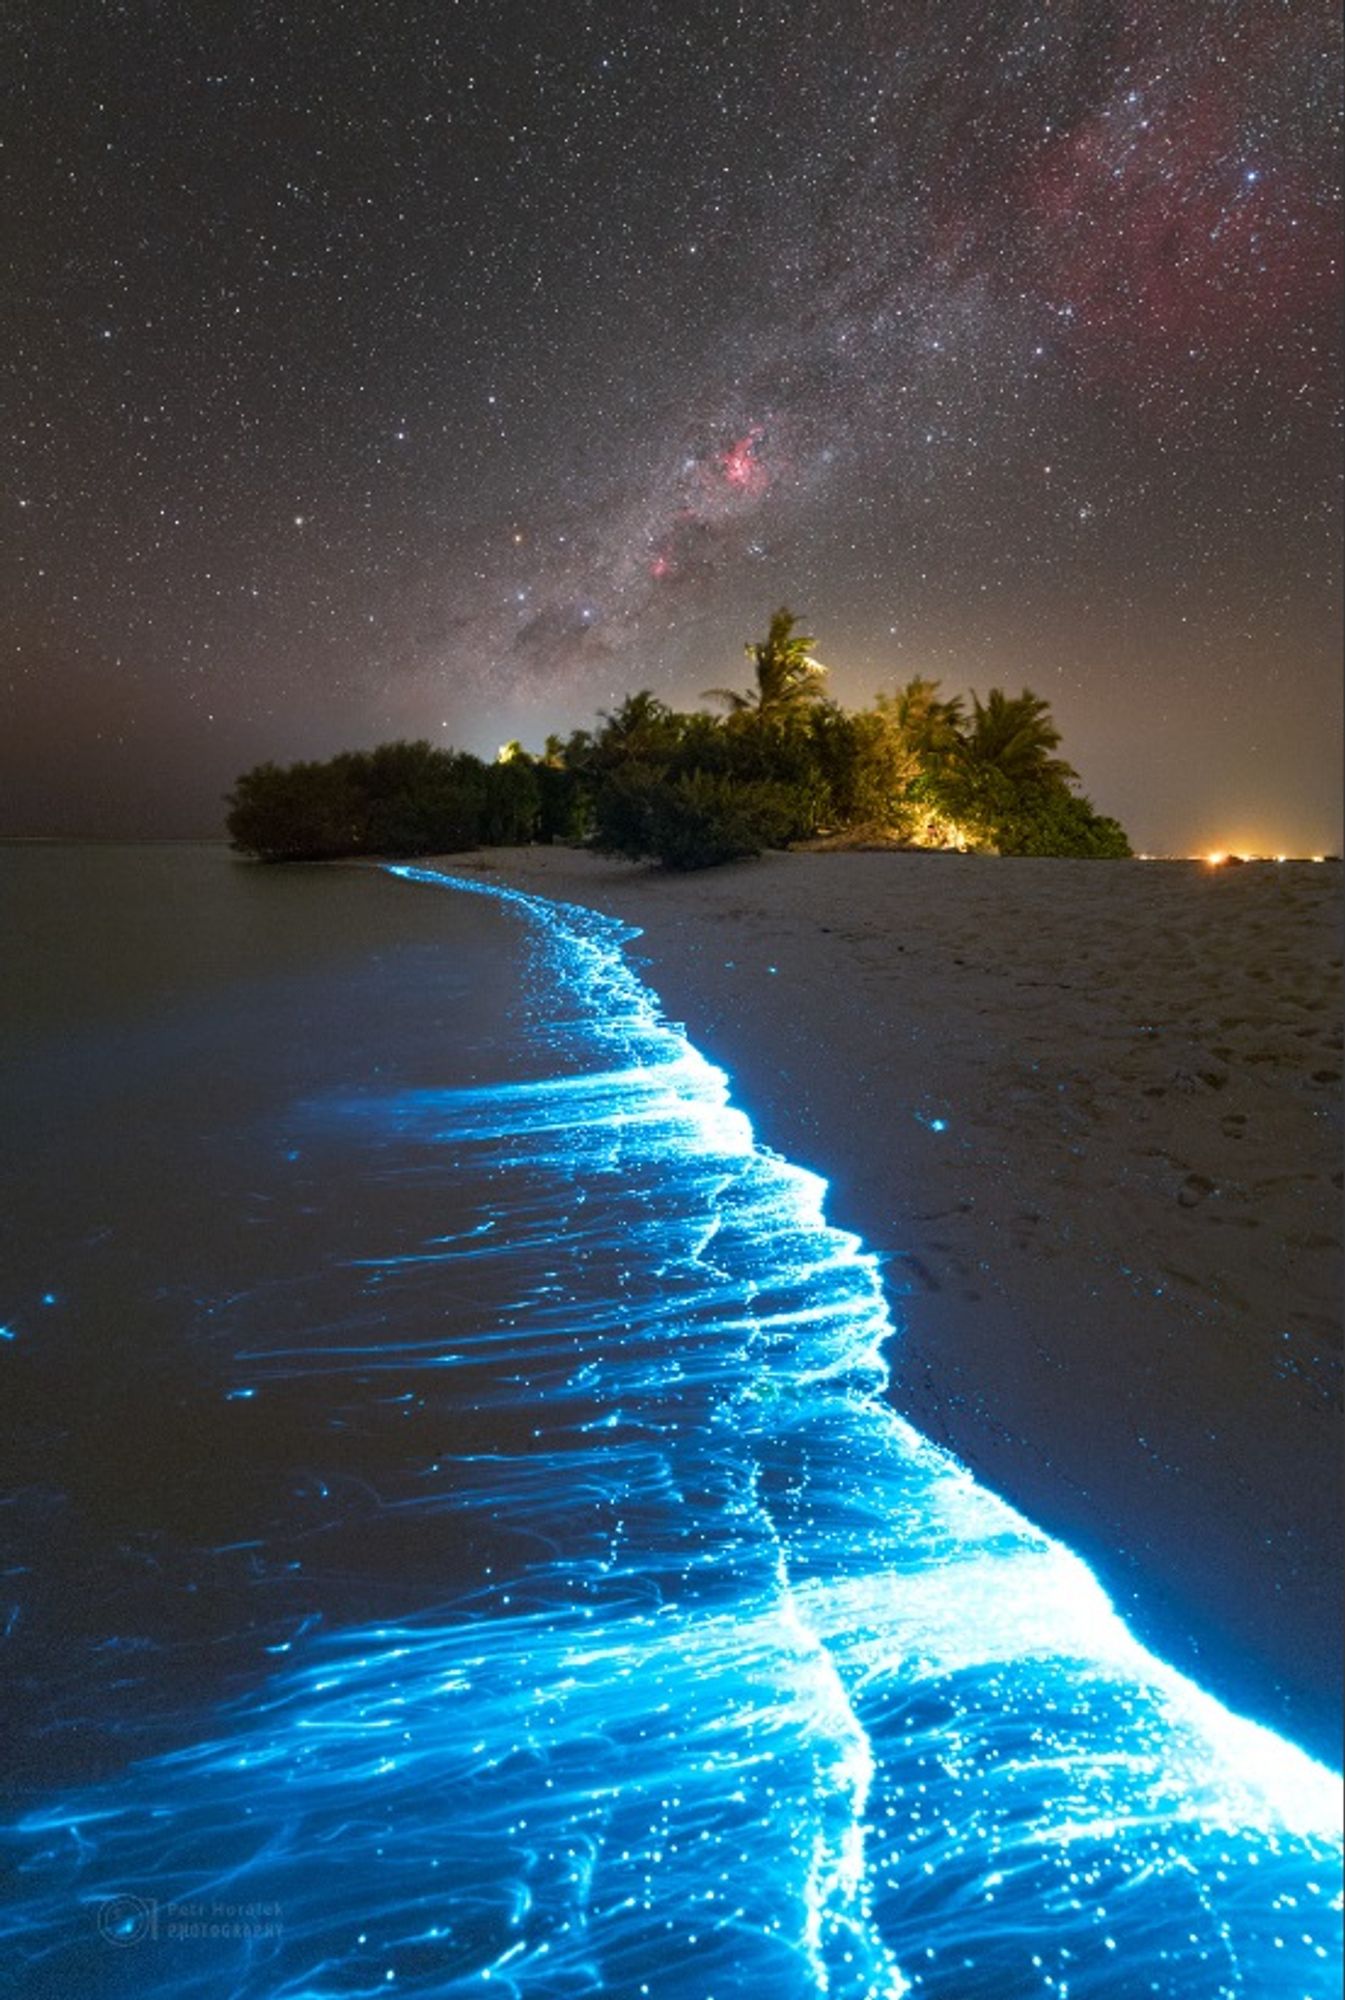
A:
[2,861,1339,1997]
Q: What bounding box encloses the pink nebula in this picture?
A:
[718,428,769,497]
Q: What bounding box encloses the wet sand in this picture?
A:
[416,847,1343,1765]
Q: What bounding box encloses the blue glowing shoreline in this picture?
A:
[3,859,1340,1998]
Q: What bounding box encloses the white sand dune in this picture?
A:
[423,847,1342,1763]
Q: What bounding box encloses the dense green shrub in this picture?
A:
[591,767,787,870]
[353,743,487,854]
[225,759,367,860]
[480,760,541,846]
[994,788,1133,858]
[928,763,1132,857]
[225,740,532,860]
[534,760,590,842]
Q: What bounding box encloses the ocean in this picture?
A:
[1,845,1339,1998]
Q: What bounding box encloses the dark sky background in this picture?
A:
[3,0,1340,852]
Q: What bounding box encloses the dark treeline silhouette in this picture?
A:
[227,610,1131,867]
[225,740,556,862]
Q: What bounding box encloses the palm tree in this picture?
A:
[596,689,674,751]
[590,690,682,775]
[958,688,1076,786]
[703,607,828,722]
[927,686,1078,850]
[873,675,965,787]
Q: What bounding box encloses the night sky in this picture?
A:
[4,1,1340,852]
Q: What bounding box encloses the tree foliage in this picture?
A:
[703,607,828,721]
[226,741,550,861]
[228,614,1130,867]
[590,767,781,871]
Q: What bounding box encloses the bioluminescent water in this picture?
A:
[2,854,1340,1998]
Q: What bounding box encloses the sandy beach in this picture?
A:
[420,846,1343,1765]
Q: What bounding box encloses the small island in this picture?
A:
[227,609,1131,869]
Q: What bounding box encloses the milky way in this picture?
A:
[3,1,1340,846]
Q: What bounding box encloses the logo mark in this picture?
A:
[97,1894,157,1946]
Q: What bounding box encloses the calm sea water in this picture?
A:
[1,846,1340,1998]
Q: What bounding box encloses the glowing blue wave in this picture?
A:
[3,863,1339,1998]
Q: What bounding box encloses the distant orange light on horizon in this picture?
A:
[1202,845,1330,867]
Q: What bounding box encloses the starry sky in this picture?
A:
[4,0,1341,851]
